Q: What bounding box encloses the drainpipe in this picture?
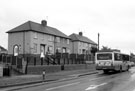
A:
[23,31,25,57]
[23,31,27,74]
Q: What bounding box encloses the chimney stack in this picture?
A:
[79,32,83,36]
[41,20,47,26]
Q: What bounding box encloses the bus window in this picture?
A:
[97,53,112,60]
[114,53,121,61]
[121,55,129,61]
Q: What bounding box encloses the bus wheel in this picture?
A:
[127,66,129,71]
[103,70,109,74]
[120,66,122,72]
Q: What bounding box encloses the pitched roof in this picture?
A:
[69,33,97,45]
[6,21,70,39]
[0,45,7,54]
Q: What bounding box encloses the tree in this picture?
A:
[100,46,111,51]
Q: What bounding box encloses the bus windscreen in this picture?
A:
[97,53,112,60]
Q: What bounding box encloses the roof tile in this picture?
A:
[69,33,97,45]
[7,21,70,39]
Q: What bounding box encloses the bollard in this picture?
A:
[42,70,46,82]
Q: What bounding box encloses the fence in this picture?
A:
[0,53,95,67]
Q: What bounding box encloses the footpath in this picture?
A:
[0,68,98,88]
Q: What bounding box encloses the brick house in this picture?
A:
[69,32,97,54]
[6,20,72,57]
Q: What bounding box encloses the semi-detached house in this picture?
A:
[6,20,72,57]
[69,32,97,54]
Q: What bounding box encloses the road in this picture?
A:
[2,67,135,91]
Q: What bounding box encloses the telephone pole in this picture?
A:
[98,33,100,51]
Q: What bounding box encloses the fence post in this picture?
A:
[34,57,36,66]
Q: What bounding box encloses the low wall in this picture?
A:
[27,65,61,74]
[27,64,96,75]
[64,64,95,71]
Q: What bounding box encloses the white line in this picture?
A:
[85,82,107,90]
[89,76,106,81]
[46,82,80,91]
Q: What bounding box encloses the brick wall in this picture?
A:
[27,65,61,74]
[27,64,95,74]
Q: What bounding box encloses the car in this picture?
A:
[130,62,135,67]
[129,62,135,67]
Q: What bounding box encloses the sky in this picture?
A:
[0,0,135,54]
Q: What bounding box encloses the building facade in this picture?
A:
[7,20,72,57]
[69,32,97,54]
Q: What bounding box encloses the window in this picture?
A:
[33,43,37,53]
[48,46,53,54]
[56,47,61,53]
[62,47,66,53]
[56,37,60,42]
[34,32,38,39]
[67,39,69,44]
[85,43,88,47]
[97,53,112,60]
[67,48,70,53]
[13,45,19,56]
[121,54,129,61]
[114,53,121,61]
[63,38,65,44]
[48,35,54,41]
[89,44,91,48]
[79,42,83,46]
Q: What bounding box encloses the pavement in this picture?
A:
[0,68,98,88]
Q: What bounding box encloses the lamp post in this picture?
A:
[98,33,100,51]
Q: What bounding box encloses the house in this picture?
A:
[0,46,7,54]
[69,32,97,54]
[6,20,72,57]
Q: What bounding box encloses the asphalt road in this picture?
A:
[3,67,135,91]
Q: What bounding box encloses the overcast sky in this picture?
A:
[0,0,135,54]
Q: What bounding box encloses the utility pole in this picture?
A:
[98,33,100,51]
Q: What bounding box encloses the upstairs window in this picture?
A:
[62,38,65,44]
[67,39,70,44]
[56,37,60,42]
[48,35,54,41]
[34,32,38,39]
[89,44,91,48]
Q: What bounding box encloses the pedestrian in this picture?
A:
[42,70,46,82]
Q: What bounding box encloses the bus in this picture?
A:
[95,51,130,73]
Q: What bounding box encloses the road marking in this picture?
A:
[46,82,80,91]
[85,82,107,90]
[89,76,106,81]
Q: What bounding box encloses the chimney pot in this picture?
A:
[79,32,83,36]
[41,20,47,26]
